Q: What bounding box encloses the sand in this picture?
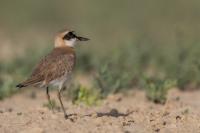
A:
[0,89,200,133]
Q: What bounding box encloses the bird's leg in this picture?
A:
[57,88,68,119]
[46,87,54,112]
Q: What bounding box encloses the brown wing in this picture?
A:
[32,51,75,82]
[44,53,75,83]
[19,48,75,87]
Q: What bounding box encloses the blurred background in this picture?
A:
[1,0,200,104]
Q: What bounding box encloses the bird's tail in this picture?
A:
[16,83,26,88]
[16,76,43,88]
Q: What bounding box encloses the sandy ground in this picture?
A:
[0,89,200,133]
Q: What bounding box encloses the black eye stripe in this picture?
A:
[63,32,76,40]
[69,32,76,38]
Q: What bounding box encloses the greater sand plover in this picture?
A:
[16,29,89,119]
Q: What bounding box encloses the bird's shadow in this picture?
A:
[85,108,133,118]
[64,109,133,122]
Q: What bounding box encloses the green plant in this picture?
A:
[67,84,101,106]
[94,63,132,97]
[0,75,18,100]
[144,78,177,104]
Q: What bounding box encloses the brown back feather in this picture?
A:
[21,47,75,87]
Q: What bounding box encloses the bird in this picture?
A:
[16,29,89,119]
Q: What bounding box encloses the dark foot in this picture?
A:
[64,114,68,119]
[64,114,75,122]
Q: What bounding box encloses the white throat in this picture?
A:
[65,39,77,47]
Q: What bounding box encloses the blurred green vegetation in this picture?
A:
[67,84,101,106]
[144,78,177,104]
[94,62,132,97]
[1,0,200,104]
[43,99,57,110]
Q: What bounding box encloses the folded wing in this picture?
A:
[16,48,75,88]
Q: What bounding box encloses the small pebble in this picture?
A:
[7,108,13,112]
[176,115,181,120]
[163,121,166,125]
[150,119,154,122]
[155,128,160,132]
[17,112,22,116]
[128,120,134,123]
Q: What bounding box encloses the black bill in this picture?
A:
[76,36,90,41]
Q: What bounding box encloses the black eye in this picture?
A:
[63,32,76,40]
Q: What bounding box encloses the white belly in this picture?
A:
[49,73,72,89]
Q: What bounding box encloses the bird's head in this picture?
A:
[55,29,89,48]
